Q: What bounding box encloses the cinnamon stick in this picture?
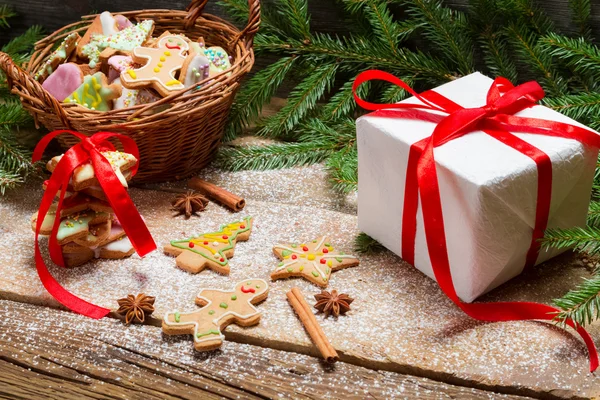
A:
[188,177,245,212]
[286,287,339,363]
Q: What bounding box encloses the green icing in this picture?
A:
[311,271,319,277]
[291,243,297,248]
[174,311,180,322]
[208,310,215,315]
[281,250,292,257]
[231,295,237,301]
[64,72,115,111]
[56,213,95,241]
[170,216,253,266]
[196,329,220,338]
[219,302,228,309]
[324,243,330,247]
[81,20,154,67]
[278,262,284,267]
[287,267,293,272]
[335,257,343,263]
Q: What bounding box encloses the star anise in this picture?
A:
[171,191,208,219]
[116,294,155,324]
[314,290,353,317]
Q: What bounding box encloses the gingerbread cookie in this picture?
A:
[47,150,137,191]
[80,19,154,68]
[95,235,135,259]
[203,46,232,77]
[34,32,80,82]
[62,244,95,268]
[73,219,112,247]
[64,72,122,111]
[181,53,210,88]
[41,63,84,101]
[121,35,189,96]
[164,217,253,275]
[32,209,111,244]
[107,55,134,82]
[163,279,269,351]
[112,77,161,110]
[271,236,360,287]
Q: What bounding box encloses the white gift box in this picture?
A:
[357,72,598,302]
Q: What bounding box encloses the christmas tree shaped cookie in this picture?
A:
[271,236,360,287]
[163,278,268,351]
[164,216,253,275]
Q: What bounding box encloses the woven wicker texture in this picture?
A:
[0,0,259,182]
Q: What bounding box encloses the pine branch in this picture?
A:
[569,0,592,39]
[380,75,417,103]
[0,168,23,195]
[407,0,474,75]
[223,56,298,141]
[360,0,405,53]
[320,76,369,121]
[1,25,44,58]
[354,232,385,253]
[541,92,600,123]
[257,62,338,137]
[280,0,311,40]
[0,5,16,29]
[498,0,555,35]
[553,273,600,327]
[541,226,600,256]
[255,33,455,81]
[215,141,335,171]
[540,33,600,83]
[505,24,567,96]
[218,0,288,36]
[327,147,358,193]
[587,201,600,226]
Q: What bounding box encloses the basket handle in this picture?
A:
[0,52,72,129]
[184,0,261,49]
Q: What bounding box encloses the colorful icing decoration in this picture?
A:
[163,217,253,275]
[112,77,161,110]
[271,236,360,287]
[64,72,121,111]
[162,279,269,351]
[107,55,134,82]
[41,63,84,102]
[99,11,119,36]
[202,46,232,77]
[34,32,80,82]
[114,15,133,31]
[81,20,154,68]
[181,54,211,88]
[121,35,189,97]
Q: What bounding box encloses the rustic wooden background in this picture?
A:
[2,0,599,46]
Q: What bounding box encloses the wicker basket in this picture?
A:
[0,0,260,182]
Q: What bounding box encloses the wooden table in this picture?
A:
[1,161,598,399]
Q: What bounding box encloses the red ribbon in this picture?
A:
[32,130,157,319]
[353,70,600,372]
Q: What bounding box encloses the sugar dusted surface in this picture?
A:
[0,164,598,397]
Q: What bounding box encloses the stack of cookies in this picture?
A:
[34,11,232,112]
[31,151,139,267]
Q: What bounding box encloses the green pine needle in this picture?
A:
[224,56,298,141]
[320,76,369,121]
[541,226,600,256]
[215,141,335,171]
[257,63,338,137]
[540,33,600,84]
[1,25,44,58]
[354,232,385,253]
[280,0,311,40]
[568,0,592,39]
[588,201,600,226]
[541,92,600,123]
[553,273,600,327]
[0,5,16,29]
[0,169,23,195]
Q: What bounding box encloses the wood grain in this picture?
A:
[0,299,531,400]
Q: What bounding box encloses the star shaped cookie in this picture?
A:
[270,236,359,287]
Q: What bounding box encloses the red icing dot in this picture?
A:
[189,242,195,248]
[222,235,229,239]
[302,246,309,251]
[323,248,329,253]
[320,258,326,264]
[240,225,246,229]
[220,258,225,262]
[203,241,208,245]
[291,254,298,260]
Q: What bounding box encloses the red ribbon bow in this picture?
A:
[353,70,600,372]
[32,130,157,319]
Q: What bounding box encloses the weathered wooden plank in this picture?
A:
[0,299,533,400]
[0,168,599,399]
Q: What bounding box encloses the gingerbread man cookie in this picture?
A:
[121,35,189,96]
[162,279,269,351]
[164,217,253,275]
[271,236,360,287]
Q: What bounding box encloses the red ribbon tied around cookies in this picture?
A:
[353,70,600,372]
[32,130,156,319]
